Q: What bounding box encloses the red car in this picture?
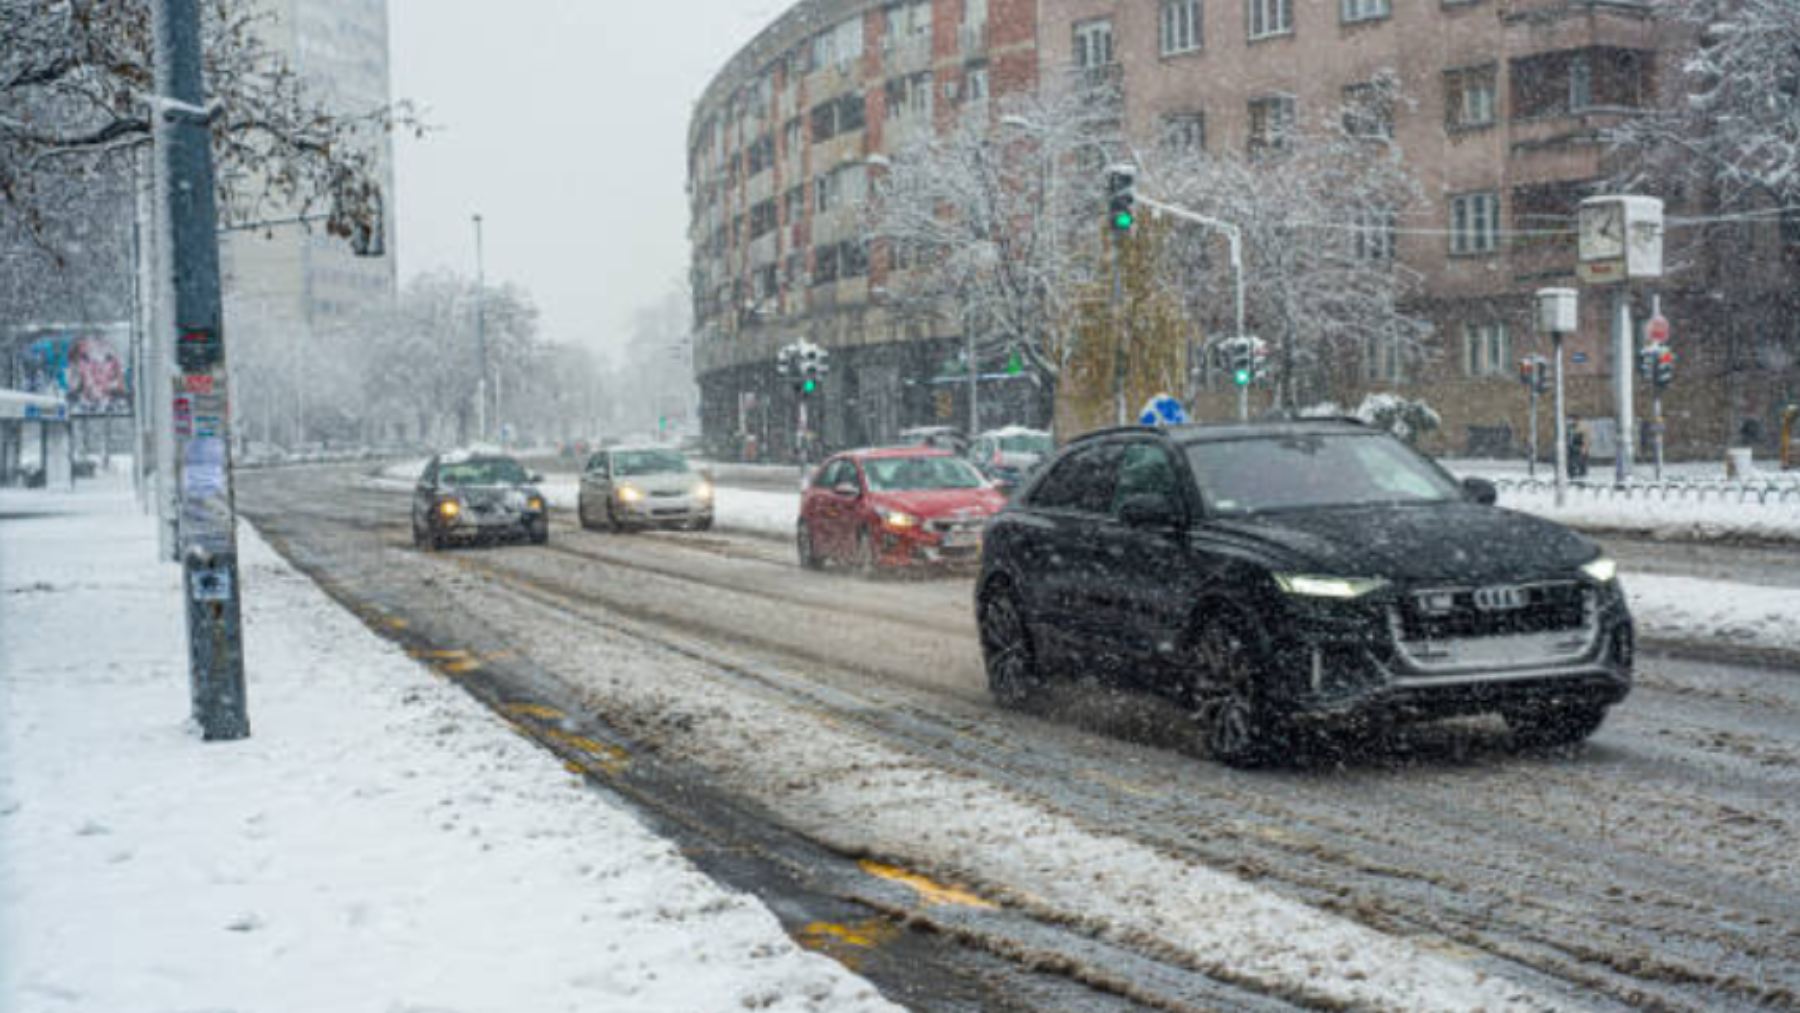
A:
[798,447,1008,571]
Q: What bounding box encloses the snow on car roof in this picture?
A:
[979,425,1050,439]
[436,444,512,465]
[848,445,955,459]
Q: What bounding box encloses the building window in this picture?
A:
[1341,81,1393,139]
[811,101,837,142]
[784,186,805,225]
[1073,18,1114,69]
[1450,192,1499,255]
[1353,208,1396,261]
[746,134,775,176]
[813,244,839,286]
[749,199,778,239]
[1569,52,1592,110]
[1444,65,1497,130]
[816,172,838,212]
[1247,95,1295,153]
[965,63,989,102]
[1340,0,1388,24]
[838,93,866,132]
[1247,0,1292,40]
[839,239,869,278]
[1463,322,1511,377]
[783,117,802,156]
[1160,112,1206,154]
[1512,48,1650,120]
[885,0,931,43]
[1365,332,1401,381]
[1161,1,1202,56]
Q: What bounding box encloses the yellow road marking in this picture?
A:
[859,860,997,909]
[505,703,564,721]
[386,617,409,630]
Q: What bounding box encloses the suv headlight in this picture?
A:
[1274,574,1389,599]
[1580,556,1617,583]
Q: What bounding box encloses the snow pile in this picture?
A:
[1625,574,1800,655]
[0,482,892,1013]
[1494,485,1800,542]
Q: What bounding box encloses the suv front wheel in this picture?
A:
[1190,617,1286,768]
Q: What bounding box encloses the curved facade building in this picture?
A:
[694,2,1791,459]
[688,0,1041,458]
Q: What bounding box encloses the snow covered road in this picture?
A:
[232,464,1800,1010]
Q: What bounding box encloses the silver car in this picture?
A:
[577,446,715,532]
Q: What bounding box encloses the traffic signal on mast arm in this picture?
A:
[1105,165,1137,232]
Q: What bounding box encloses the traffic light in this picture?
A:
[1636,346,1656,383]
[1519,356,1548,395]
[802,378,818,394]
[1223,338,1257,387]
[1105,165,1137,232]
[1653,347,1675,388]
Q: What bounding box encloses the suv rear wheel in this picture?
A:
[980,584,1045,709]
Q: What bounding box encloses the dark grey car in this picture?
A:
[411,452,549,549]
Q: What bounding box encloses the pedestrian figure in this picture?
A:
[1567,419,1589,479]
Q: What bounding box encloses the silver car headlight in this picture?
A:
[616,484,644,504]
[1273,574,1390,599]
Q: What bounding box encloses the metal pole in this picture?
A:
[155,0,249,740]
[1553,334,1568,508]
[1112,229,1126,426]
[473,213,487,443]
[967,323,979,435]
[1612,286,1634,485]
[1528,383,1539,480]
[1650,293,1664,481]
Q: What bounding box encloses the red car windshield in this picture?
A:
[863,456,985,492]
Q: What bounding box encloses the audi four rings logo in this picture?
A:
[1473,585,1528,611]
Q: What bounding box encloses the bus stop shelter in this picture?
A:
[0,388,73,489]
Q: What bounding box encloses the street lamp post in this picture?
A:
[1136,195,1246,419]
[473,213,487,444]
[1538,288,1578,508]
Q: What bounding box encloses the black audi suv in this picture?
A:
[974,419,1633,766]
[411,451,550,549]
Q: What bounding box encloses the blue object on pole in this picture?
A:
[1138,394,1187,427]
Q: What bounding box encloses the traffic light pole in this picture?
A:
[156,0,249,740]
[1612,287,1635,485]
[1552,336,1568,509]
[1650,294,1664,481]
[1527,383,1539,480]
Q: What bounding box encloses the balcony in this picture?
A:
[958,21,988,56]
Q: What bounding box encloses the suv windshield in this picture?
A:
[439,458,528,487]
[864,456,984,492]
[612,450,689,476]
[1185,433,1459,514]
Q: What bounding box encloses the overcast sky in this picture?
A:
[389,0,782,365]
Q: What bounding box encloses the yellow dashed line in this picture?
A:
[795,918,900,969]
[386,617,409,630]
[545,728,630,775]
[505,703,564,721]
[859,860,997,910]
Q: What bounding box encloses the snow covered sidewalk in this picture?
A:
[0,482,891,1013]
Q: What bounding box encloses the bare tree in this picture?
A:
[1145,76,1431,407]
[1612,0,1800,211]
[870,74,1125,408]
[1,0,412,249]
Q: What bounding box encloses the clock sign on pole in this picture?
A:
[1578,195,1663,484]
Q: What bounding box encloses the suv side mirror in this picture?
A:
[1461,476,1498,506]
[529,472,545,484]
[833,481,861,499]
[1118,493,1182,529]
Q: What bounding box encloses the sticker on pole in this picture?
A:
[1645,314,1670,345]
[1138,394,1187,427]
[191,566,233,602]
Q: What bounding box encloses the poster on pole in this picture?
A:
[8,325,133,416]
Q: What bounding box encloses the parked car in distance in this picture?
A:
[578,446,714,532]
[896,425,968,455]
[975,419,1633,767]
[798,447,1008,571]
[412,450,549,549]
[968,426,1054,490]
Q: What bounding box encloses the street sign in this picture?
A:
[1645,314,1670,345]
[1138,394,1186,427]
[1571,352,1589,364]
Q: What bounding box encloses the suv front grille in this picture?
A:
[1398,581,1589,640]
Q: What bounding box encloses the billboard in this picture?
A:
[9,325,132,417]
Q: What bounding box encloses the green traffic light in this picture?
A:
[1113,211,1134,231]
[803,379,817,393]
[1233,369,1251,387]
